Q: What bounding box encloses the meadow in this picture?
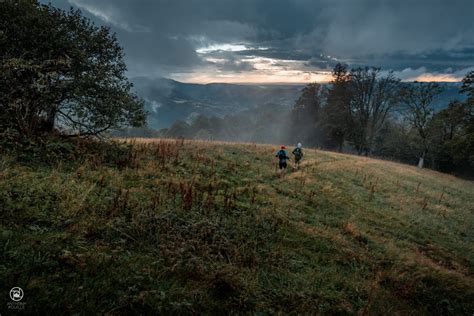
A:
[1,138,473,314]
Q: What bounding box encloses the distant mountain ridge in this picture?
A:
[131,77,302,128]
[131,77,466,129]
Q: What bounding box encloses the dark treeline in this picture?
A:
[292,65,473,177]
[157,103,291,144]
[163,64,473,178]
[113,103,293,143]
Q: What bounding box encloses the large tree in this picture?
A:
[399,82,442,168]
[290,83,325,146]
[428,101,473,176]
[347,67,401,155]
[461,71,474,109]
[0,0,146,137]
[320,63,352,151]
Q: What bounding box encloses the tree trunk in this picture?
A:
[43,107,57,133]
[417,156,424,168]
[418,150,426,168]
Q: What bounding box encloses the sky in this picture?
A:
[45,0,474,84]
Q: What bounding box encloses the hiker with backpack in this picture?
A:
[292,143,303,169]
[276,145,290,175]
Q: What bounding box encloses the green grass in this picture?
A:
[1,138,473,314]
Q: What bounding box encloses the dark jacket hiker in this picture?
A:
[292,143,303,164]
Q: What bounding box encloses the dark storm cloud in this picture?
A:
[305,57,339,70]
[44,0,474,79]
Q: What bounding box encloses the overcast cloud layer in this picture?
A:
[45,0,474,83]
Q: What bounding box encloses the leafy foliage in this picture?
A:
[346,67,401,155]
[0,0,145,136]
[399,82,443,167]
[320,63,353,150]
[290,83,325,146]
[428,101,474,175]
[461,70,474,107]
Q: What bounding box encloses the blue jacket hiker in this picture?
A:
[276,145,290,170]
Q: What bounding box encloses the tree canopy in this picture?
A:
[0,0,146,137]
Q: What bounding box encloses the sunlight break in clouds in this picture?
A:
[394,66,474,82]
[196,44,250,54]
[170,54,332,84]
[409,74,461,82]
[172,58,472,84]
[171,70,333,84]
[171,67,466,84]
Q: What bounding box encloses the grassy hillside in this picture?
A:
[1,138,473,314]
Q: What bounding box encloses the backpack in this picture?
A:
[277,150,287,160]
[293,147,302,158]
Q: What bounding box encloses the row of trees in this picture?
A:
[372,100,472,175]
[290,64,473,175]
[160,103,291,144]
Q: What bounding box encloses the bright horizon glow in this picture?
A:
[406,73,462,82]
[171,71,334,84]
[196,44,249,54]
[170,71,465,84]
[170,55,469,84]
